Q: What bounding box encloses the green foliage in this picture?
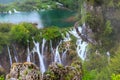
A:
[0,32,9,48]
[111,74,120,80]
[103,20,112,36]
[84,53,108,71]
[0,75,4,80]
[82,70,97,80]
[86,12,113,51]
[0,23,12,51]
[95,67,111,80]
[40,27,62,40]
[0,23,12,33]
[88,0,104,6]
[58,0,79,10]
[10,23,38,46]
[0,0,58,12]
[110,46,120,74]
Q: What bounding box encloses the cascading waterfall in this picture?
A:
[6,24,88,74]
[33,39,46,74]
[76,39,87,60]
[7,46,12,66]
[54,41,62,64]
[61,32,71,64]
[69,26,88,60]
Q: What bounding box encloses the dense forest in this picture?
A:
[0,0,120,80]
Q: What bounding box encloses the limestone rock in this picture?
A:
[6,62,41,80]
[43,61,82,80]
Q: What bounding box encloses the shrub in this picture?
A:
[111,74,120,80]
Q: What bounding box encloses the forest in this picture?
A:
[0,0,120,80]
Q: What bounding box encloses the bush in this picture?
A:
[10,23,38,46]
[40,27,62,41]
[111,74,120,80]
[0,75,4,80]
[110,46,120,74]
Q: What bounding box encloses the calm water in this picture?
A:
[0,9,75,28]
[0,0,16,4]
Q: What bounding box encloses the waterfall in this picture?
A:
[61,32,71,64]
[54,41,62,64]
[42,38,46,55]
[27,46,31,62]
[33,40,45,74]
[8,10,12,14]
[7,46,12,66]
[62,49,68,65]
[13,9,20,13]
[50,40,54,54]
[69,26,88,60]
[76,39,87,60]
[50,40,54,62]
[63,32,71,42]
[107,51,110,64]
[12,45,18,62]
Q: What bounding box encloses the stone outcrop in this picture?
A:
[6,61,82,80]
[6,62,41,80]
[43,61,82,80]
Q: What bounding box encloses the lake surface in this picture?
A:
[0,0,16,4]
[0,9,75,28]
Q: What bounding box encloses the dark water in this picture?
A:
[0,9,76,28]
[40,9,75,27]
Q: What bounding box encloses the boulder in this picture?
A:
[43,61,82,80]
[6,62,41,80]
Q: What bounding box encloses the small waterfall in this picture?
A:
[8,10,12,14]
[62,49,68,65]
[33,40,45,74]
[63,32,71,42]
[54,41,62,64]
[7,46,12,66]
[69,26,88,60]
[50,40,54,54]
[76,39,87,60]
[50,40,54,62]
[27,46,31,62]
[106,51,110,64]
[12,45,18,62]
[42,38,46,55]
[61,32,71,64]
[13,9,20,13]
